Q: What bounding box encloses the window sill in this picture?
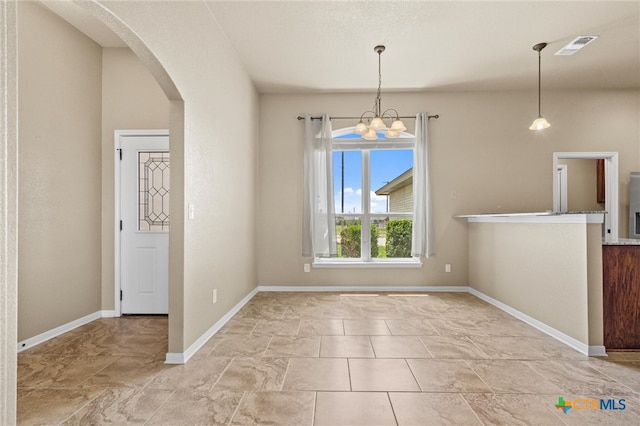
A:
[312,259,423,269]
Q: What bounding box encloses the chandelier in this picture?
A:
[354,45,406,140]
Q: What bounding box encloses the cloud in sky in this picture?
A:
[334,188,389,214]
[335,189,360,214]
[370,191,388,213]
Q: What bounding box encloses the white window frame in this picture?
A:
[313,129,422,268]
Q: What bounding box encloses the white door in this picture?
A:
[119,133,169,314]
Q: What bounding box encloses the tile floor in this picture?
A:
[17,291,640,425]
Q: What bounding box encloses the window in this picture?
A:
[138,151,170,231]
[303,115,433,267]
[317,128,419,265]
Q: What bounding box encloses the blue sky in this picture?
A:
[333,149,412,214]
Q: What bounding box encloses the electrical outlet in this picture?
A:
[304,264,311,273]
[445,264,452,273]
[212,289,217,304]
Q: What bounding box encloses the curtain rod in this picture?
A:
[296,114,439,121]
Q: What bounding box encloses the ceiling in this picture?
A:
[42,1,640,93]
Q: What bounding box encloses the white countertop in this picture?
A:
[602,238,640,246]
[455,211,605,224]
[454,211,552,218]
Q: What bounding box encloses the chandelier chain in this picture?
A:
[374,49,382,116]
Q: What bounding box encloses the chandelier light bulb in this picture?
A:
[529,116,551,130]
[363,128,378,140]
[370,116,385,130]
[389,119,406,132]
[385,130,399,138]
[354,121,368,135]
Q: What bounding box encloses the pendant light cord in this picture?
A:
[538,49,542,117]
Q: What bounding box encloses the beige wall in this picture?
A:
[468,220,603,348]
[258,90,639,287]
[1,0,18,422]
[17,2,102,340]
[97,1,259,352]
[468,220,596,345]
[587,223,604,346]
[560,159,605,212]
[101,47,170,310]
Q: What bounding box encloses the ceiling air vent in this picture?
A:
[555,35,598,56]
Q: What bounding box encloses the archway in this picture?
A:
[71,0,186,359]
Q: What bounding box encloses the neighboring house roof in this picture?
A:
[375,168,413,195]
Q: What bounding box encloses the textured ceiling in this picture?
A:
[43,0,640,93]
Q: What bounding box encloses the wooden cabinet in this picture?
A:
[603,245,640,350]
[597,159,605,204]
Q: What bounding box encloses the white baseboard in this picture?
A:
[165,286,260,364]
[19,287,606,360]
[17,310,103,352]
[164,352,185,364]
[258,285,469,293]
[468,288,593,357]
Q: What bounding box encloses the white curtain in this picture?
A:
[302,114,337,258]
[412,113,435,257]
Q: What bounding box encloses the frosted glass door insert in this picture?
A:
[138,151,170,231]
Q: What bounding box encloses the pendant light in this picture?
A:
[354,45,406,140]
[529,42,551,130]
